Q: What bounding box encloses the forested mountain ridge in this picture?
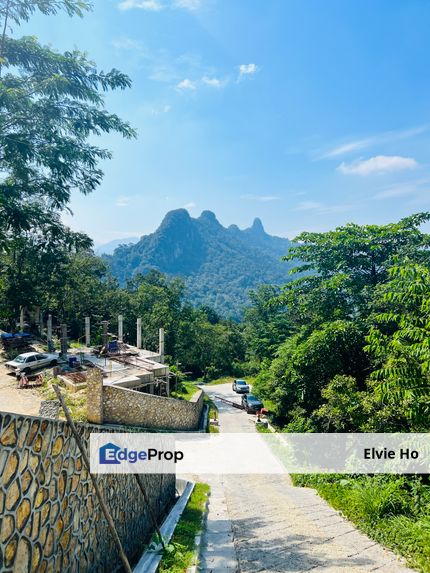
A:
[107,209,294,318]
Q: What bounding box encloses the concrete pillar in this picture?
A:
[159,328,165,364]
[101,321,109,348]
[60,324,68,356]
[137,318,142,349]
[47,314,52,342]
[19,307,24,332]
[85,317,91,347]
[86,368,104,424]
[38,308,43,334]
[118,315,123,343]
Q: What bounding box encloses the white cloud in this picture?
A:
[322,139,371,158]
[202,76,225,88]
[118,0,202,10]
[112,37,142,51]
[294,201,354,214]
[320,126,427,159]
[238,63,259,78]
[150,104,171,115]
[184,201,197,209]
[174,0,201,9]
[294,201,323,211]
[373,185,417,200]
[118,0,163,10]
[241,194,279,202]
[373,179,430,200]
[116,196,131,207]
[177,78,196,90]
[338,155,418,176]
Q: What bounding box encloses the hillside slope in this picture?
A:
[107,209,294,317]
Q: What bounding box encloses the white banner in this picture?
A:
[89,432,430,474]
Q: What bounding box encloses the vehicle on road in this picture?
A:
[6,352,58,376]
[232,379,250,393]
[241,393,264,413]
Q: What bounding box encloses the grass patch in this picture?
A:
[171,381,200,401]
[203,395,220,433]
[204,375,235,386]
[255,422,271,433]
[158,483,210,573]
[39,376,87,422]
[292,474,430,572]
[204,375,256,387]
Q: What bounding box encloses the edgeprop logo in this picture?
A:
[99,442,184,465]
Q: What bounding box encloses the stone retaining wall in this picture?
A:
[0,411,176,572]
[103,385,204,431]
[87,370,204,431]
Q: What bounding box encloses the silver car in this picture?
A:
[232,379,250,393]
[6,352,58,375]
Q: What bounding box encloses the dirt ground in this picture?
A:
[0,360,43,417]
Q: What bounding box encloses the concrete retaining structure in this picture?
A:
[87,369,205,431]
[0,411,175,572]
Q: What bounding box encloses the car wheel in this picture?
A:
[23,368,31,375]
[50,360,57,366]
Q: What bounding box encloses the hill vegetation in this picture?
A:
[107,208,294,318]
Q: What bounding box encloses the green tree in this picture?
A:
[276,213,430,329]
[243,284,292,367]
[313,375,367,432]
[0,0,135,246]
[365,262,430,424]
[254,321,369,422]
[0,218,92,324]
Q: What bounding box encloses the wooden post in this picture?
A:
[134,474,165,549]
[52,385,132,573]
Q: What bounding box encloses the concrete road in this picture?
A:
[197,382,414,573]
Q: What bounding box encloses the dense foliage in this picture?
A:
[107,208,295,319]
[253,213,430,431]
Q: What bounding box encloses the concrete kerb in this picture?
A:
[133,479,195,573]
[199,403,209,432]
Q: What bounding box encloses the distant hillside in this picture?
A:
[95,236,139,256]
[107,209,295,318]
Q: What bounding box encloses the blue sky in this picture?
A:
[22,0,430,244]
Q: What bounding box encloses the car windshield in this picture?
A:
[248,395,260,403]
[237,380,247,385]
[13,356,26,363]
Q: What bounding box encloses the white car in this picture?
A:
[6,352,58,375]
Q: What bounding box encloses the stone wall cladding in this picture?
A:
[102,386,204,431]
[0,411,175,573]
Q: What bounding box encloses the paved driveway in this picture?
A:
[196,383,414,573]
